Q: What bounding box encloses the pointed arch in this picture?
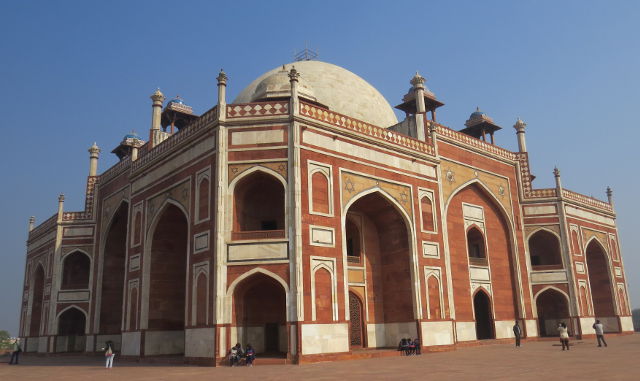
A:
[426,273,443,319]
[224,267,290,324]
[527,228,563,268]
[229,166,287,240]
[55,305,88,335]
[445,179,524,321]
[445,179,514,228]
[534,287,571,337]
[29,264,46,337]
[341,186,421,326]
[585,238,616,319]
[96,200,129,335]
[140,198,190,330]
[61,250,91,290]
[227,268,289,354]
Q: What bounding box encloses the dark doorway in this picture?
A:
[265,323,279,353]
[536,289,570,337]
[100,202,128,334]
[585,241,616,319]
[29,265,45,337]
[473,291,494,340]
[234,273,287,355]
[58,308,86,352]
[349,292,364,347]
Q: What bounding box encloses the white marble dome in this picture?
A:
[234,60,398,127]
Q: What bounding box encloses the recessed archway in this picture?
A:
[232,272,287,355]
[29,265,45,337]
[99,202,128,334]
[536,288,570,337]
[344,190,415,348]
[57,307,86,352]
[473,290,494,340]
[61,251,90,290]
[528,230,563,268]
[232,170,285,240]
[585,240,616,320]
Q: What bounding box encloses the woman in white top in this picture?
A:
[557,322,570,351]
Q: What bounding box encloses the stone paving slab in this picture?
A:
[1,334,638,380]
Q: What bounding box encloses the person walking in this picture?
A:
[103,341,115,369]
[592,320,608,347]
[8,339,21,365]
[558,322,570,351]
[513,321,522,347]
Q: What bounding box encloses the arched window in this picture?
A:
[467,227,486,263]
[420,196,435,232]
[528,230,563,269]
[198,177,210,221]
[61,252,90,289]
[232,171,285,240]
[311,171,330,214]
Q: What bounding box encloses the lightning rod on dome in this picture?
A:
[294,43,318,61]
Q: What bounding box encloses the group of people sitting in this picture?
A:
[228,343,256,366]
[397,338,421,356]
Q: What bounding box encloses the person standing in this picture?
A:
[513,321,522,347]
[592,320,608,347]
[558,322,570,351]
[103,341,115,369]
[8,339,21,365]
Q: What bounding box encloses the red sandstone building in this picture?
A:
[19,61,634,364]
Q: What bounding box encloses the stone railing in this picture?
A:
[100,157,131,184]
[231,230,286,241]
[227,101,289,118]
[131,106,217,172]
[300,101,435,156]
[28,214,58,240]
[562,189,613,212]
[435,124,517,161]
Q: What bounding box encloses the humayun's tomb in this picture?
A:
[19,60,633,364]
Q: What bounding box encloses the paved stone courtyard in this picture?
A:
[2,334,638,380]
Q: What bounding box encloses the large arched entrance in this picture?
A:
[344,191,414,348]
[57,307,86,352]
[446,183,519,339]
[233,272,287,355]
[585,240,616,322]
[99,202,128,335]
[29,265,45,337]
[147,203,189,354]
[473,290,494,340]
[536,288,570,337]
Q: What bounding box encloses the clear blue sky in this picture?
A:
[1,1,638,336]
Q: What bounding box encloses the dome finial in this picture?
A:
[288,66,300,82]
[217,69,228,85]
[410,72,425,88]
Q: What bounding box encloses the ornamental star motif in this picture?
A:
[446,169,455,184]
[345,178,355,193]
[400,192,408,204]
